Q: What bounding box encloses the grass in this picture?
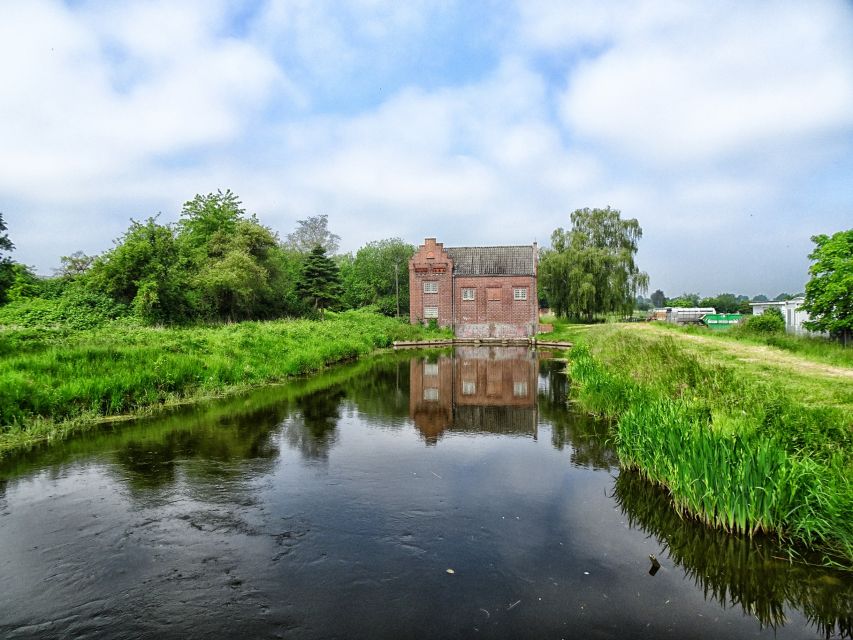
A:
[0,310,449,455]
[552,317,853,568]
[654,320,853,368]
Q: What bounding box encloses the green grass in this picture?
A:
[0,310,448,455]
[653,321,853,368]
[559,320,853,568]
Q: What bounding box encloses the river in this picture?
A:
[0,347,849,639]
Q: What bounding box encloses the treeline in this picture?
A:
[0,191,415,328]
[639,290,806,314]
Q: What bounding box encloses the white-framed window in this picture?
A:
[423,363,439,376]
[462,381,476,395]
[424,387,439,401]
[513,381,528,397]
[424,306,438,319]
[513,287,528,301]
[461,288,475,301]
[423,281,438,294]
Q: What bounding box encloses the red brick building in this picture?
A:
[409,238,539,338]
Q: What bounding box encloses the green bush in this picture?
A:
[743,307,785,334]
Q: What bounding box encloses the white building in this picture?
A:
[750,297,814,335]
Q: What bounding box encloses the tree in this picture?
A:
[340,238,414,316]
[296,245,343,315]
[699,293,739,313]
[668,292,700,307]
[178,190,243,252]
[650,289,666,308]
[56,251,95,278]
[0,212,15,304]
[87,217,191,324]
[802,230,853,345]
[285,214,340,255]
[539,207,648,321]
[775,292,794,301]
[752,294,768,302]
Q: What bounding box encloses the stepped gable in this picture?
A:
[445,245,536,277]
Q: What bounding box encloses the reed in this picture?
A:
[0,311,445,453]
[567,326,853,568]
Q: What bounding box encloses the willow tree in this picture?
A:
[540,207,648,321]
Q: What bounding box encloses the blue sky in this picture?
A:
[2,0,852,298]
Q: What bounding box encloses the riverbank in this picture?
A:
[554,320,853,568]
[0,311,447,455]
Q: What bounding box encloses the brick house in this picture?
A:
[408,238,539,338]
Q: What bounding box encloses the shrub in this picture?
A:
[744,307,785,334]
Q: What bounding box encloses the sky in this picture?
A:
[1,0,851,298]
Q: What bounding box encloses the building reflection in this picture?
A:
[409,346,538,444]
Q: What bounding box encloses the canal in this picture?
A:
[0,347,849,639]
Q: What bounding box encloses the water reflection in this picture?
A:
[281,387,345,460]
[614,471,853,638]
[409,346,539,444]
[1,349,851,639]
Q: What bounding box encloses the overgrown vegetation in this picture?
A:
[561,322,853,568]
[0,310,446,455]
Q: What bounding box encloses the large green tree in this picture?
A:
[540,207,648,320]
[87,217,191,323]
[340,238,414,316]
[802,229,853,345]
[296,245,343,315]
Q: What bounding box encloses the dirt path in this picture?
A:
[632,324,853,381]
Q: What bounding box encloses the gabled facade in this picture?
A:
[409,238,539,338]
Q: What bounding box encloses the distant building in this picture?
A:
[409,238,539,338]
[649,307,716,324]
[750,297,814,335]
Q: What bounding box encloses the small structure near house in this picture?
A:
[702,313,742,330]
[650,307,716,325]
[750,297,814,335]
[409,238,539,338]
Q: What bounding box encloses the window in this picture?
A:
[487,287,501,301]
[423,281,438,294]
[424,306,438,319]
[462,381,476,395]
[513,287,528,301]
[423,387,439,401]
[462,288,475,301]
[513,381,528,397]
[423,363,439,376]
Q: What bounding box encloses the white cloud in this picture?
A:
[0,0,284,200]
[527,2,853,165]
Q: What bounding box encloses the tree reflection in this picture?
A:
[537,359,618,469]
[614,471,853,638]
[280,386,345,460]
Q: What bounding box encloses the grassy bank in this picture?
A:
[0,310,446,455]
[555,320,853,568]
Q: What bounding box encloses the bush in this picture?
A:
[743,307,785,334]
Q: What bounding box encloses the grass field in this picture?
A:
[547,318,853,568]
[0,310,446,455]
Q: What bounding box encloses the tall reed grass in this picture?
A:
[0,311,444,452]
[568,327,853,568]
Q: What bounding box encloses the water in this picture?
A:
[0,347,849,639]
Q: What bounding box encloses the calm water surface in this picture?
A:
[0,347,850,639]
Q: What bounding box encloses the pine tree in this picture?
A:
[296,245,343,316]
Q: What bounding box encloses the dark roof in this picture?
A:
[446,245,535,276]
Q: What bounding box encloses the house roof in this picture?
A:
[445,245,536,276]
